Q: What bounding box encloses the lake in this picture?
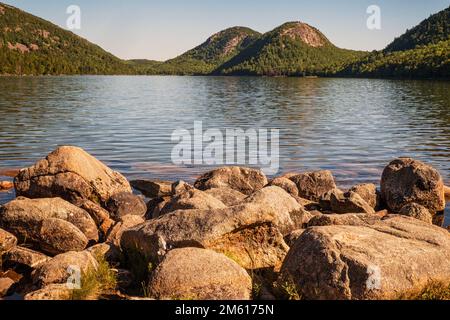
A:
[0,76,449,222]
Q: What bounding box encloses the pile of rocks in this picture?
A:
[0,146,449,300]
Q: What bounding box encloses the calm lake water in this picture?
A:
[0,76,449,221]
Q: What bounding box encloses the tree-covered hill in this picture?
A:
[340,6,450,79]
[213,22,367,76]
[385,6,449,53]
[140,27,262,75]
[0,2,133,75]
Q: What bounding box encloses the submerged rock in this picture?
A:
[281,215,450,300]
[14,146,131,205]
[381,158,445,214]
[194,166,268,195]
[147,248,252,300]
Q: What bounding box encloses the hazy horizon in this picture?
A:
[2,0,449,61]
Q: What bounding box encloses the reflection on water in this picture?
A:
[0,76,449,221]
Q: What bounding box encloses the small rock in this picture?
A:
[171,180,194,195]
[0,277,15,297]
[269,177,299,197]
[399,203,433,224]
[148,248,252,300]
[289,170,337,201]
[106,192,147,220]
[0,228,17,252]
[348,183,380,209]
[284,230,305,247]
[130,179,173,198]
[445,185,450,200]
[319,188,344,211]
[194,166,268,195]
[114,269,134,289]
[107,215,145,247]
[75,199,114,237]
[330,191,376,214]
[0,181,13,192]
[146,196,171,219]
[87,243,122,264]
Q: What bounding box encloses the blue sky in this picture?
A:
[3,0,449,60]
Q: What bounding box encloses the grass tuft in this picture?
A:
[71,254,117,300]
[398,280,450,300]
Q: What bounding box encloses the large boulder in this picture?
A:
[121,186,306,270]
[289,170,337,201]
[0,197,98,255]
[106,192,147,220]
[194,167,268,195]
[348,183,380,210]
[204,188,247,207]
[14,146,132,205]
[148,248,252,300]
[381,158,445,214]
[32,251,98,288]
[159,189,227,215]
[330,191,376,214]
[0,228,17,252]
[281,215,450,300]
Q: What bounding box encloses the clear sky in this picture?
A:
[3,0,449,61]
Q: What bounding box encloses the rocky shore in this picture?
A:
[0,146,449,300]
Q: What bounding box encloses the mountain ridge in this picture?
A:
[0,2,448,78]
